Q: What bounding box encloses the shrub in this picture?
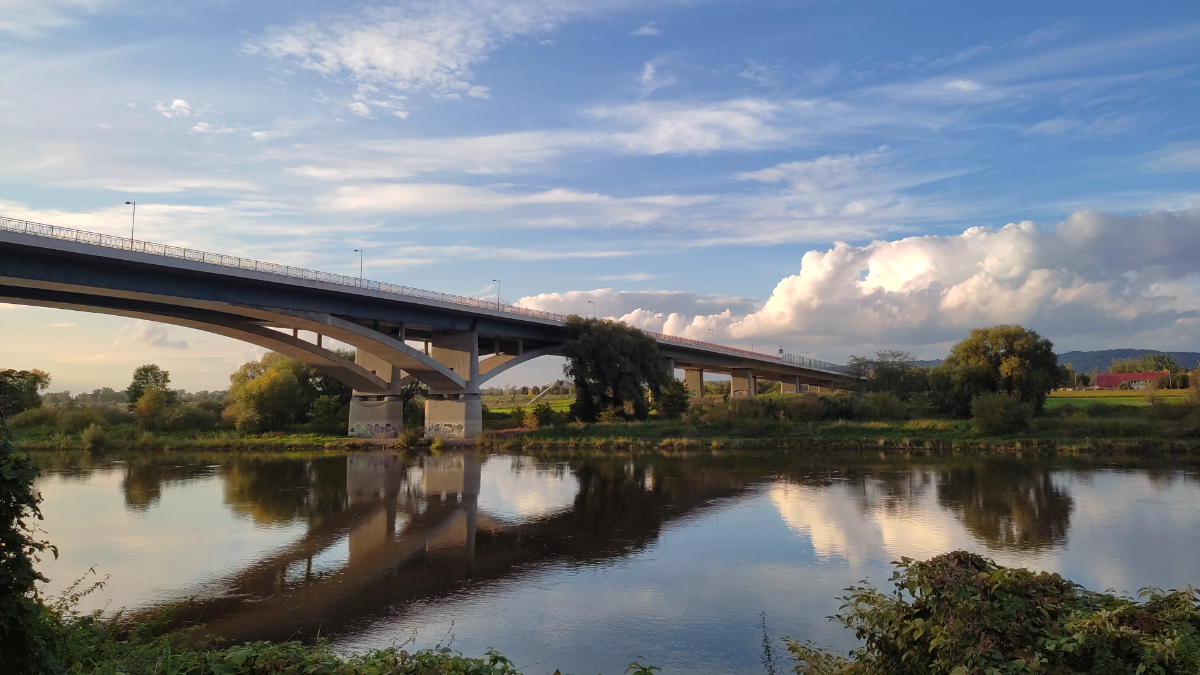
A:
[819,394,856,421]
[524,402,554,430]
[55,408,106,434]
[1149,399,1199,422]
[80,423,105,452]
[654,380,692,419]
[597,406,623,424]
[785,393,826,422]
[851,392,911,421]
[0,427,57,672]
[971,392,1030,434]
[7,406,57,429]
[1190,369,1200,404]
[306,395,348,435]
[164,405,221,432]
[786,551,1200,675]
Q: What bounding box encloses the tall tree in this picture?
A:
[127,364,173,410]
[935,325,1059,415]
[561,316,670,422]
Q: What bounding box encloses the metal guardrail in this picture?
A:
[0,215,844,373]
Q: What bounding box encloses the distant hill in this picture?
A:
[912,349,1200,372]
[1056,349,1200,373]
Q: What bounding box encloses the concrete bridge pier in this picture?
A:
[685,368,705,397]
[781,376,800,394]
[731,368,755,398]
[349,350,409,437]
[425,330,482,440]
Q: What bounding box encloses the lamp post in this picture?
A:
[124,201,136,249]
[748,338,755,353]
[587,300,596,318]
[492,279,500,310]
[353,249,363,285]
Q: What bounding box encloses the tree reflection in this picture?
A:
[936,460,1074,551]
[121,459,215,511]
[221,457,348,526]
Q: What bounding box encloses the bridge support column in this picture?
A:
[731,368,755,398]
[684,368,704,398]
[781,376,800,394]
[348,350,406,437]
[425,330,481,440]
[348,396,403,437]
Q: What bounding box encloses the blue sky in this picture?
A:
[2,0,1198,393]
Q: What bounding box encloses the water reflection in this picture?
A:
[32,452,1200,675]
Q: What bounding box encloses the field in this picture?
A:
[1045,388,1189,408]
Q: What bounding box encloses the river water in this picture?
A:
[33,451,1200,675]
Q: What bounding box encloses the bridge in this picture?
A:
[0,216,854,439]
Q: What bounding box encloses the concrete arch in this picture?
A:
[477,345,562,385]
[0,291,390,394]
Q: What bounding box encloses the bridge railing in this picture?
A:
[0,215,844,374]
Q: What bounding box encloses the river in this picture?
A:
[32,450,1200,675]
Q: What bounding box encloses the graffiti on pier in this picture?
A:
[425,422,465,438]
[349,422,399,438]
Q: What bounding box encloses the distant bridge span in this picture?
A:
[0,217,853,439]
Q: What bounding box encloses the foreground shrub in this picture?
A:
[80,423,105,452]
[851,392,911,421]
[7,406,58,429]
[971,393,1030,434]
[787,551,1200,675]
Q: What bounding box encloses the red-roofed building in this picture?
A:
[1095,371,1170,390]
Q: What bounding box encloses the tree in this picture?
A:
[1110,353,1185,387]
[654,379,691,419]
[561,316,671,422]
[847,350,928,399]
[127,364,173,410]
[224,351,356,431]
[935,325,1059,416]
[0,369,51,418]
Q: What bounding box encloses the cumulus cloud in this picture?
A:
[154,100,193,117]
[522,209,1200,356]
[116,320,189,350]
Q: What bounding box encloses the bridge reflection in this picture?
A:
[154,452,757,643]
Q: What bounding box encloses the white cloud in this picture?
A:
[190,122,236,134]
[631,22,661,37]
[48,322,76,328]
[1026,114,1137,137]
[115,320,189,350]
[515,209,1200,356]
[247,0,650,106]
[154,100,193,117]
[1144,142,1200,173]
[639,58,677,94]
[0,0,106,37]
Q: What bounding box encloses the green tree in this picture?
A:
[224,351,355,431]
[0,368,51,418]
[1110,353,1185,386]
[654,379,692,419]
[848,350,928,400]
[132,387,173,430]
[561,316,670,422]
[126,364,174,410]
[935,325,1059,415]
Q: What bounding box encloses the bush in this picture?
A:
[80,423,105,452]
[6,406,57,429]
[0,428,57,672]
[164,405,221,432]
[1149,399,1199,422]
[971,393,1030,434]
[851,392,911,421]
[56,408,107,434]
[786,551,1200,675]
[307,395,348,435]
[524,402,554,429]
[654,380,692,419]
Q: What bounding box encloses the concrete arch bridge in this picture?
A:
[0,217,855,439]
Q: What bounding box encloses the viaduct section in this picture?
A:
[0,218,853,439]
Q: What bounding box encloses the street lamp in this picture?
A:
[124,201,136,249]
[492,279,500,310]
[353,249,363,285]
[587,300,596,318]
[748,338,755,353]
